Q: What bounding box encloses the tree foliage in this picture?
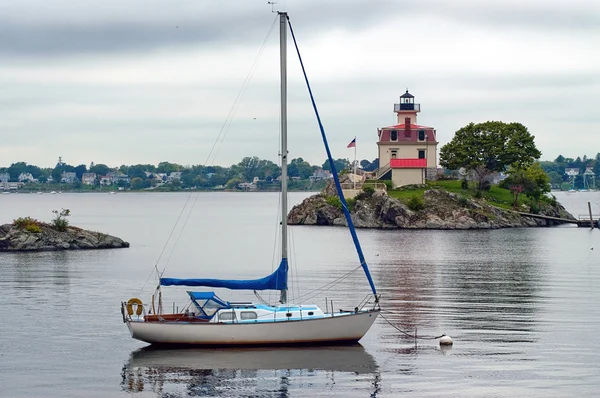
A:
[501,163,551,208]
[322,158,350,173]
[440,121,541,190]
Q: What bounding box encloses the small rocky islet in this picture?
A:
[0,221,129,252]
[287,180,575,229]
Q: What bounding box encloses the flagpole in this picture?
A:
[353,136,357,190]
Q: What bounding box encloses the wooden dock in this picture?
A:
[518,212,577,225]
[517,212,599,228]
[519,202,599,228]
[577,215,600,228]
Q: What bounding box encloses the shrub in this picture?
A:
[461,179,469,189]
[325,196,342,209]
[407,196,425,211]
[355,185,375,201]
[13,217,42,233]
[26,224,42,233]
[529,201,540,214]
[362,185,375,196]
[480,180,491,191]
[51,209,71,231]
[325,195,355,212]
[457,196,469,207]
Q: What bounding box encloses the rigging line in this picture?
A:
[290,224,300,303]
[269,174,283,305]
[379,312,447,341]
[294,264,363,303]
[287,16,377,296]
[204,14,278,166]
[137,190,196,294]
[158,17,278,276]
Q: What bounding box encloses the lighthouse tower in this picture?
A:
[375,90,438,187]
[394,90,420,125]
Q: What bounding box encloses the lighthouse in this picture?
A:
[375,91,438,187]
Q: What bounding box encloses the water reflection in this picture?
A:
[121,345,380,397]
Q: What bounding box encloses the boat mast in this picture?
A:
[279,11,288,305]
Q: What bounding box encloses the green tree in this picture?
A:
[156,161,183,174]
[226,177,243,189]
[288,158,313,179]
[546,171,563,187]
[52,163,75,183]
[439,121,541,190]
[322,158,350,174]
[73,164,88,179]
[503,163,550,207]
[7,162,28,181]
[130,177,145,190]
[89,163,111,176]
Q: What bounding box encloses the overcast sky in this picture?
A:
[1,0,598,169]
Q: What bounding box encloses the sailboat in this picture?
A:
[120,12,380,346]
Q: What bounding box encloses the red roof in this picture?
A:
[381,123,433,130]
[390,158,427,168]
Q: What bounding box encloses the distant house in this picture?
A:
[0,172,10,183]
[168,172,182,182]
[310,168,333,181]
[238,182,255,190]
[2,181,23,190]
[82,173,97,185]
[106,171,130,184]
[18,173,37,183]
[61,172,77,184]
[99,176,112,186]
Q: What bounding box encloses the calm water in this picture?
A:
[0,191,599,397]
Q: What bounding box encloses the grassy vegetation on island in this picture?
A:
[366,180,556,212]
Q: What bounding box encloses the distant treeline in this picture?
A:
[539,153,600,189]
[0,156,380,190]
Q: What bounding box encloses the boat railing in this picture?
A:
[121,301,148,322]
[356,294,381,311]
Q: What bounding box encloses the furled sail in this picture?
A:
[160,258,288,290]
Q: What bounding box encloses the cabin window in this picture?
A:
[390,130,398,141]
[219,312,234,321]
[391,150,397,159]
[308,311,314,316]
[418,130,425,141]
[418,150,425,159]
[240,311,257,320]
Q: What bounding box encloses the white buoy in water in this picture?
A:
[439,335,453,346]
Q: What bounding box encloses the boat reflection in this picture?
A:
[121,344,380,397]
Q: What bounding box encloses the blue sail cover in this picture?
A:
[160,258,288,290]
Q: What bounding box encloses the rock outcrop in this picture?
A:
[0,223,130,251]
[288,186,575,229]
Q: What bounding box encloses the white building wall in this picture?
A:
[391,169,424,187]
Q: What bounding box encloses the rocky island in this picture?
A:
[288,181,575,229]
[0,215,129,252]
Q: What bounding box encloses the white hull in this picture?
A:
[127,309,379,346]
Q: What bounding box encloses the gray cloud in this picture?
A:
[1,0,598,168]
[2,0,597,57]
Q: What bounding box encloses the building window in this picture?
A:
[240,311,257,320]
[390,130,398,141]
[418,150,425,159]
[391,150,398,159]
[418,130,425,141]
